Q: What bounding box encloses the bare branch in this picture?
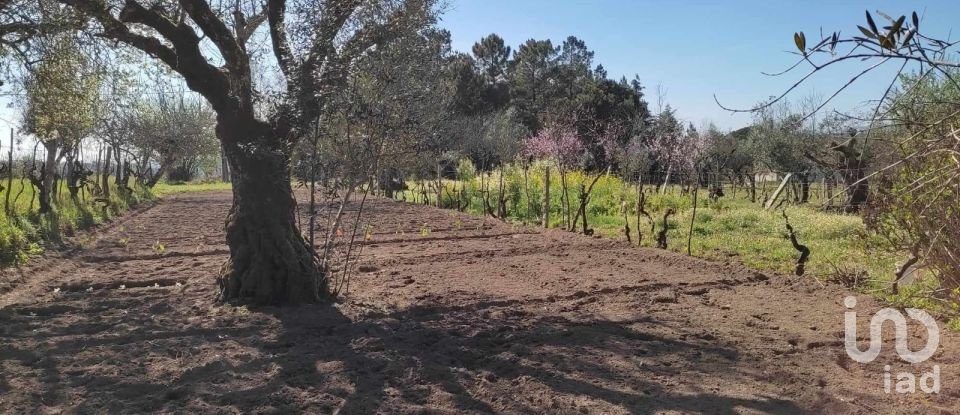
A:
[235,8,266,45]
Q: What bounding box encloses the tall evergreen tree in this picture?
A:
[471,34,511,110]
[509,39,559,131]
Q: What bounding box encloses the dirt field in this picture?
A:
[0,191,957,414]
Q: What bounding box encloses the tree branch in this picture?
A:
[236,8,266,46]
[60,0,235,114]
[178,0,244,70]
[266,0,292,77]
[302,0,361,80]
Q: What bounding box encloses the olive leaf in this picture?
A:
[891,15,905,35]
[902,29,915,47]
[866,10,878,35]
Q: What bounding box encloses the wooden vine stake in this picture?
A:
[765,173,793,210]
[542,167,550,228]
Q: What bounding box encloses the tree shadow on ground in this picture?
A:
[263,297,806,414]
[0,287,810,413]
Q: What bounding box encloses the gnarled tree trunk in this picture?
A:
[218,122,324,305]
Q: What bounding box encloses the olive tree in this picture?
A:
[747,102,820,203]
[5,0,439,304]
[126,95,218,186]
[22,36,99,213]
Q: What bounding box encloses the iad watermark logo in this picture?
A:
[843,296,940,394]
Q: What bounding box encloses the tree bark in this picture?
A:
[113,145,123,191]
[118,161,132,193]
[39,141,58,214]
[218,123,324,305]
[831,140,869,212]
[65,149,80,200]
[101,146,112,199]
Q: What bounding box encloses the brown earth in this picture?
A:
[0,191,957,414]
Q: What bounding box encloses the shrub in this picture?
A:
[456,158,477,181]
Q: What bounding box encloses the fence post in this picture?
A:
[542,167,550,228]
[765,173,793,210]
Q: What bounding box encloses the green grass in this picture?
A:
[0,178,154,264]
[401,161,959,327]
[590,199,897,281]
[0,179,231,266]
[153,181,232,196]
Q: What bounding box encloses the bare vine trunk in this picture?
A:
[218,123,323,305]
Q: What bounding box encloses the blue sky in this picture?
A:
[439,0,960,130]
[1,1,957,136]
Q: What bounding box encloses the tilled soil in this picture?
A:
[0,191,956,414]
